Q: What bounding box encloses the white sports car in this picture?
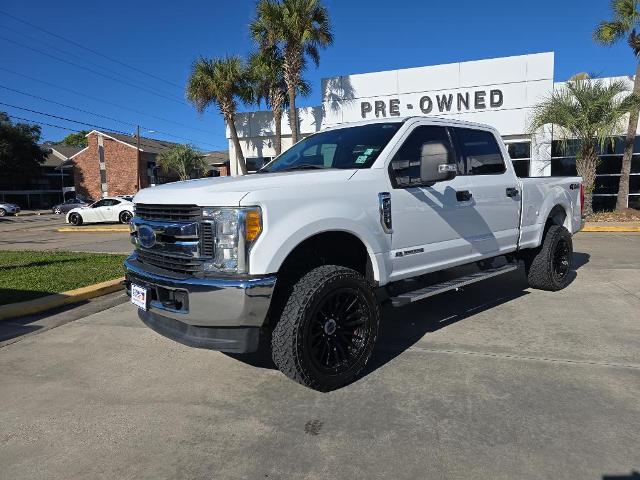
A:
[66,197,134,226]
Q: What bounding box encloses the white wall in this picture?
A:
[230,52,557,175]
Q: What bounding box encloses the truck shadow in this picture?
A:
[229,252,590,381]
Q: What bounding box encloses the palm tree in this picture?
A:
[157,144,208,181]
[247,48,310,156]
[251,0,333,144]
[594,0,640,210]
[529,78,640,215]
[186,56,250,175]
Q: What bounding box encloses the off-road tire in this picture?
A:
[525,225,573,291]
[119,210,132,224]
[69,213,83,226]
[271,265,380,392]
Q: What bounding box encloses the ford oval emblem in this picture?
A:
[138,225,156,249]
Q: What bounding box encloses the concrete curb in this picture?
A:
[57,227,129,233]
[0,277,125,322]
[582,225,640,232]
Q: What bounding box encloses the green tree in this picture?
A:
[59,130,90,147]
[186,56,250,175]
[247,48,310,156]
[157,144,208,181]
[529,78,640,215]
[251,0,333,144]
[594,0,640,210]
[0,112,46,186]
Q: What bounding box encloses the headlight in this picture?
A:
[201,207,262,274]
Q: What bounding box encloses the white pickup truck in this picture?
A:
[125,117,583,391]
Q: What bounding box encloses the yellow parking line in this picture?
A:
[582,225,640,232]
[57,227,130,233]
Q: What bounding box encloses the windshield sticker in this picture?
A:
[364,148,375,155]
[355,155,369,164]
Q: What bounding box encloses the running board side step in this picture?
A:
[390,264,519,307]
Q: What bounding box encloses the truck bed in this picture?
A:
[518,176,582,250]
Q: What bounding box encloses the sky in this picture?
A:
[0,0,635,152]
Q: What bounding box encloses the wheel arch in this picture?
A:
[272,229,381,284]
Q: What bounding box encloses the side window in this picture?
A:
[109,199,121,206]
[455,128,506,175]
[390,125,457,187]
[92,199,107,208]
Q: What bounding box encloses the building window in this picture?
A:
[506,141,531,178]
[551,137,640,211]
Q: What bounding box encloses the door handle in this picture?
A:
[506,187,519,198]
[456,190,473,202]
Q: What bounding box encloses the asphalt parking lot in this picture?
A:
[0,233,639,480]
[0,214,131,253]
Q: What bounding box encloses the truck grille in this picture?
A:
[135,204,201,222]
[137,250,203,276]
[200,222,215,257]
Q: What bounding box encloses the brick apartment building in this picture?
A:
[70,130,229,200]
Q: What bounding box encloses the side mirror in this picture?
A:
[420,141,456,184]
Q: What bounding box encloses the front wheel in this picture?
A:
[68,213,83,226]
[119,210,132,224]
[0,208,6,217]
[53,207,61,215]
[271,265,380,392]
[524,225,573,291]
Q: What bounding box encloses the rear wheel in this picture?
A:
[53,206,62,215]
[0,208,6,217]
[119,210,132,224]
[271,265,380,392]
[525,225,573,291]
[69,213,83,226]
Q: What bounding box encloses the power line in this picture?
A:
[0,9,183,90]
[0,84,226,149]
[0,66,214,136]
[2,103,228,152]
[0,24,183,97]
[6,114,85,133]
[0,35,186,105]
[0,102,130,134]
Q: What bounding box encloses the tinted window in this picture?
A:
[456,128,506,175]
[262,123,401,172]
[92,199,108,208]
[390,125,456,186]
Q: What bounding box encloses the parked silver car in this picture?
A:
[0,202,20,217]
[51,197,93,215]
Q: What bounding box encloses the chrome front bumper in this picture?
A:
[124,254,277,328]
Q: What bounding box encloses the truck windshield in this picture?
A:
[259,122,402,173]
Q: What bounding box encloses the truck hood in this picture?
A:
[133,169,357,206]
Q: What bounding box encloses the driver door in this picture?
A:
[388,124,479,282]
[88,199,109,222]
[102,199,121,222]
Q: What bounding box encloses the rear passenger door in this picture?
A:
[451,127,521,258]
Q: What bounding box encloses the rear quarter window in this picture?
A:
[455,128,506,175]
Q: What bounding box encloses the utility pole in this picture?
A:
[136,125,141,191]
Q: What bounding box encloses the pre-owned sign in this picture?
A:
[360,89,504,119]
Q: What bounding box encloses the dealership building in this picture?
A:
[229,52,640,210]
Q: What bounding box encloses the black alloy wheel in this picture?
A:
[120,210,133,224]
[69,213,82,226]
[307,287,373,375]
[552,238,570,281]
